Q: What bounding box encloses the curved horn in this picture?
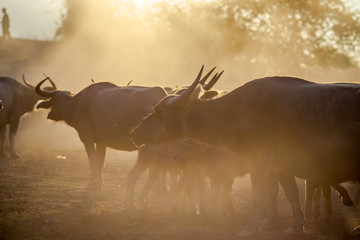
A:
[35,78,56,98]
[43,73,57,90]
[22,73,35,88]
[127,80,133,86]
[91,78,95,83]
[203,70,223,91]
[199,66,216,85]
[167,65,204,106]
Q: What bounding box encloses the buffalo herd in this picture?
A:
[1,66,360,237]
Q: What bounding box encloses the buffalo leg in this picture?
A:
[322,183,332,221]
[210,178,221,214]
[139,165,161,207]
[305,180,318,220]
[95,143,106,189]
[277,173,304,233]
[158,170,168,195]
[83,141,98,189]
[123,156,149,209]
[223,177,235,214]
[168,169,179,200]
[170,172,188,213]
[186,175,197,215]
[262,172,279,231]
[0,125,7,157]
[238,158,269,236]
[197,176,206,215]
[313,185,321,221]
[9,118,20,158]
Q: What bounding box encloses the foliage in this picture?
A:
[56,0,360,69]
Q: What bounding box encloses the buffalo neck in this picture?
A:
[184,97,236,150]
[62,95,78,127]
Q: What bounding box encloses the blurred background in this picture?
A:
[1,0,360,150]
[2,0,360,89]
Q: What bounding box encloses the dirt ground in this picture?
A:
[0,141,359,240]
[1,38,360,240]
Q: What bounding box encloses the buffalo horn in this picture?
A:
[22,73,35,88]
[203,70,223,91]
[167,65,204,106]
[35,78,57,97]
[199,66,216,85]
[43,73,57,90]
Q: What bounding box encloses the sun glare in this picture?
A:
[129,0,174,9]
[127,0,215,10]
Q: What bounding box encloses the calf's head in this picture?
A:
[130,66,222,148]
[35,78,73,122]
[172,138,203,164]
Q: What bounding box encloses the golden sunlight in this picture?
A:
[128,0,182,9]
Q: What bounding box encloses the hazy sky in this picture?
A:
[1,0,359,40]
[1,0,65,40]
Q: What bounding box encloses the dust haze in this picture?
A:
[9,0,360,152]
[2,2,360,238]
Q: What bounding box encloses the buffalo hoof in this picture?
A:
[10,151,21,159]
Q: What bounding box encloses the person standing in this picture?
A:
[2,8,10,38]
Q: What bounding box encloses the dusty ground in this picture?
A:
[0,142,358,240]
[1,38,360,240]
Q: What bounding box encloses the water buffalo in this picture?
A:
[35,71,220,189]
[123,75,223,209]
[35,80,167,189]
[131,66,360,236]
[0,75,56,158]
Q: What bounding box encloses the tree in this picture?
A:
[56,0,360,71]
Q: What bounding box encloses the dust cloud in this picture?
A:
[10,0,360,151]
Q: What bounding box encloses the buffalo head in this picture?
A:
[130,66,223,148]
[35,77,73,122]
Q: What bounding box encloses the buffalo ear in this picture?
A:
[184,84,204,108]
[36,100,52,109]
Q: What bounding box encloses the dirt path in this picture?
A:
[0,147,357,240]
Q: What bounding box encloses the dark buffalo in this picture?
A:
[35,80,167,189]
[123,73,223,209]
[131,66,360,236]
[35,71,220,189]
[0,75,56,158]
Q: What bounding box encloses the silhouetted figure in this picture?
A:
[2,8,10,38]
